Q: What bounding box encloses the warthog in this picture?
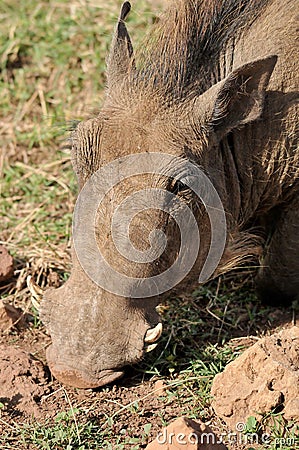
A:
[41,0,298,388]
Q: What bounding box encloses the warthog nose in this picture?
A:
[46,347,124,388]
[49,364,124,389]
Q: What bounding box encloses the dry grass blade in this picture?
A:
[27,275,44,310]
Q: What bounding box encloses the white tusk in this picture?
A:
[145,342,159,353]
[144,322,163,343]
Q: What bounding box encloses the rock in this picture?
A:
[145,417,227,449]
[0,245,14,282]
[0,344,49,418]
[0,302,26,332]
[211,326,299,429]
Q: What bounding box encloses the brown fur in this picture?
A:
[133,0,269,97]
[41,0,299,388]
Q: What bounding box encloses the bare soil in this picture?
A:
[0,275,295,449]
[0,316,190,448]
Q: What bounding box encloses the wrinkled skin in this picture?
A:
[40,0,298,388]
[43,254,161,387]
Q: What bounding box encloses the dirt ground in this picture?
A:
[0,272,296,449]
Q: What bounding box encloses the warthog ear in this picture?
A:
[107,2,135,89]
[210,55,278,139]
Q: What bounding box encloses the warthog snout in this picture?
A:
[46,345,125,389]
[40,257,162,388]
[46,323,163,388]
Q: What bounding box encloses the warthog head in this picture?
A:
[41,2,277,387]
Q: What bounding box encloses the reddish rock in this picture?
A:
[0,245,14,282]
[145,417,227,449]
[211,326,299,429]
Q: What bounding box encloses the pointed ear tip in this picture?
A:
[120,2,132,20]
[245,55,278,73]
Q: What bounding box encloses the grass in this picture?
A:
[0,1,297,449]
[0,0,160,304]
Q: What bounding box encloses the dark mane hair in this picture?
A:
[132,0,268,100]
